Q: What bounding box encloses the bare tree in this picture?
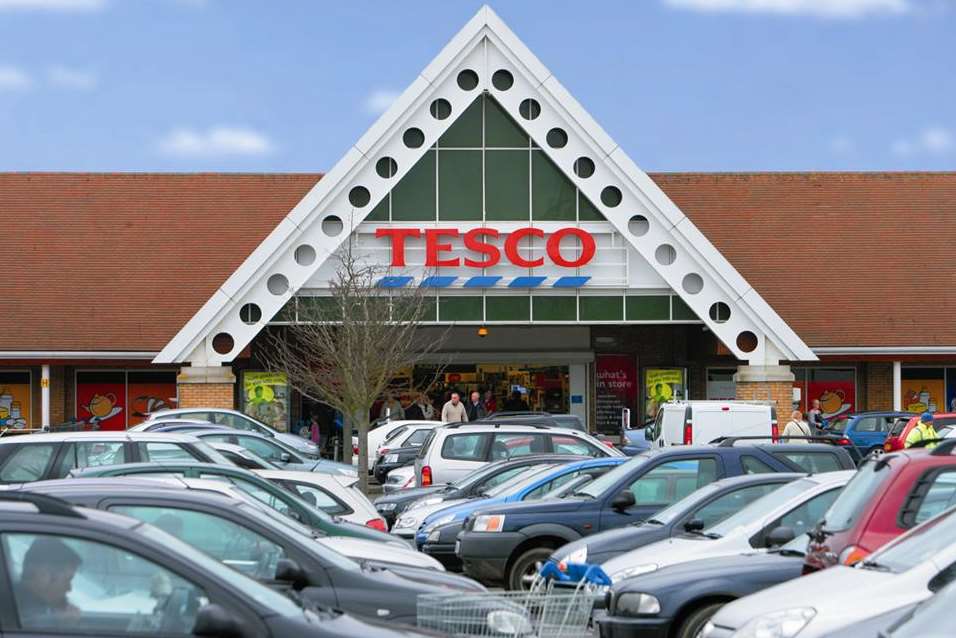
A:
[261,243,448,493]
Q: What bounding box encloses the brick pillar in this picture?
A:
[49,365,66,424]
[735,365,795,424]
[177,366,236,410]
[864,363,893,411]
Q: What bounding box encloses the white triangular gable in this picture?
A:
[154,5,815,367]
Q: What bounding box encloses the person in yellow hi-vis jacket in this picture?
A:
[905,412,939,449]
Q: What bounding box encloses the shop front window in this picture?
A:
[902,367,947,414]
[0,370,32,429]
[792,368,855,420]
[76,370,177,431]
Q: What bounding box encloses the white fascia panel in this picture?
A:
[540,74,618,157]
[155,288,233,364]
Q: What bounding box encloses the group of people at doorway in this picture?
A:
[382,388,530,424]
[781,403,942,449]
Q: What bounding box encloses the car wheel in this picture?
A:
[507,547,553,591]
[677,603,725,638]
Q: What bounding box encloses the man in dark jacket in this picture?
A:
[466,390,487,422]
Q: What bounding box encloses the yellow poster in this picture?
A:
[902,379,946,413]
[0,375,31,429]
[243,371,290,432]
[644,368,685,419]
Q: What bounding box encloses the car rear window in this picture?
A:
[822,457,894,532]
[772,451,843,473]
[441,433,487,461]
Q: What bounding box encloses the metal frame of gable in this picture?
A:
[155,5,815,367]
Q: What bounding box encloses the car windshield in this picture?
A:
[192,441,234,466]
[708,478,818,537]
[822,457,894,532]
[648,482,723,525]
[827,417,849,434]
[485,464,560,497]
[573,453,655,498]
[866,507,956,573]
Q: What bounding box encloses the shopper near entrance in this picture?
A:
[782,410,812,441]
[807,398,824,431]
[483,389,497,414]
[503,390,529,412]
[905,412,939,449]
[441,392,468,423]
[379,394,404,421]
[466,391,487,422]
[405,393,435,421]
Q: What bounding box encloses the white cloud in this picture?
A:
[0,65,33,91]
[157,126,275,157]
[892,127,954,156]
[663,0,910,18]
[0,0,105,11]
[364,89,400,115]
[47,65,97,90]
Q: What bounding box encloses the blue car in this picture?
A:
[416,457,627,569]
[825,410,915,456]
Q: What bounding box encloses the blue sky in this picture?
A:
[0,0,953,172]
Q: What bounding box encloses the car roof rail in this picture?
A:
[0,491,85,519]
[929,439,956,456]
[487,411,553,418]
[712,435,844,447]
[446,420,553,430]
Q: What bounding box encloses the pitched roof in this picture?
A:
[2,171,953,353]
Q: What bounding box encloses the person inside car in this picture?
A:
[905,412,939,449]
[16,537,82,627]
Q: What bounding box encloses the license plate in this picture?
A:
[455,540,461,555]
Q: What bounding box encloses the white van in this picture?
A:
[646,400,777,446]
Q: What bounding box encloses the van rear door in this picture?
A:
[658,405,689,446]
[726,405,773,440]
[688,403,732,444]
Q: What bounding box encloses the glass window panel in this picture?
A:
[486,296,530,322]
[273,299,296,322]
[442,433,487,461]
[140,442,198,463]
[0,444,55,483]
[533,296,577,321]
[439,97,482,148]
[490,433,548,460]
[578,192,603,221]
[438,150,482,221]
[485,96,528,148]
[286,483,349,516]
[298,296,340,322]
[579,296,623,321]
[439,297,483,322]
[672,296,698,320]
[366,195,389,221]
[485,150,530,220]
[626,295,671,321]
[532,151,576,221]
[391,150,436,220]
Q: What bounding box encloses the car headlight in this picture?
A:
[427,528,442,543]
[376,503,397,512]
[611,563,659,582]
[384,454,400,464]
[424,513,455,532]
[394,515,419,530]
[734,607,816,638]
[614,592,661,617]
[558,546,588,571]
[486,610,532,636]
[473,514,506,533]
[409,496,444,511]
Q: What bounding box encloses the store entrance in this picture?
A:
[414,363,570,416]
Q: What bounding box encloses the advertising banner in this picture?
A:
[644,368,686,421]
[243,371,290,432]
[902,378,946,414]
[595,355,638,435]
[76,371,126,430]
[127,371,177,426]
[807,380,856,420]
[0,371,31,429]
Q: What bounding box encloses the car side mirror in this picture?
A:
[611,490,636,511]
[684,518,705,533]
[274,558,309,591]
[766,526,796,548]
[192,603,243,637]
[279,452,291,463]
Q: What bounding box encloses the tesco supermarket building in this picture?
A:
[2,7,955,436]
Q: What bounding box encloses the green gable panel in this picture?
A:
[439,97,482,148]
[391,150,436,220]
[672,296,699,320]
[439,296,483,321]
[485,150,530,220]
[366,195,389,221]
[485,96,529,148]
[532,151,575,221]
[297,296,341,322]
[486,296,530,321]
[439,150,482,220]
[533,296,577,321]
[580,296,624,321]
[626,295,670,321]
[578,191,603,221]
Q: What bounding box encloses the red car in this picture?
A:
[884,412,956,453]
[803,438,956,573]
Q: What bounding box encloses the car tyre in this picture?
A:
[507,546,554,591]
[676,603,725,638]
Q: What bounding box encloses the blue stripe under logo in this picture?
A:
[376,276,590,288]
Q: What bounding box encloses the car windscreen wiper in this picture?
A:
[859,559,892,572]
[684,529,721,539]
[771,548,805,557]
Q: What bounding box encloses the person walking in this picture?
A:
[466,390,487,422]
[806,399,825,432]
[483,389,497,414]
[782,410,812,442]
[905,412,939,449]
[441,392,468,423]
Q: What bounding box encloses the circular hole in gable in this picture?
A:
[601,186,622,207]
[321,215,344,237]
[709,302,731,323]
[628,215,649,236]
[682,273,704,295]
[574,157,595,178]
[546,128,568,148]
[403,128,425,148]
[239,303,262,325]
[376,156,397,179]
[212,332,234,355]
[492,69,514,91]
[348,186,370,208]
[430,98,452,120]
[655,243,676,266]
[737,330,759,353]
[267,274,289,295]
[519,98,541,120]
[457,69,479,91]
[294,244,316,266]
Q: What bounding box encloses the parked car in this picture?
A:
[130,418,221,431]
[804,438,956,572]
[456,443,852,589]
[374,454,583,528]
[884,412,956,453]
[416,457,626,570]
[0,431,234,483]
[853,578,956,638]
[139,407,320,459]
[550,472,801,568]
[71,461,402,544]
[823,411,916,457]
[208,440,277,470]
[414,423,622,487]
[188,428,355,476]
[351,419,444,471]
[372,423,444,483]
[486,411,587,431]
[600,534,810,638]
[383,465,417,494]
[255,468,388,531]
[0,491,437,637]
[14,481,482,626]
[643,401,777,447]
[702,491,956,638]
[601,470,851,584]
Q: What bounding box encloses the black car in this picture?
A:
[549,472,802,569]
[373,454,584,528]
[21,478,485,625]
[0,491,436,637]
[373,444,419,484]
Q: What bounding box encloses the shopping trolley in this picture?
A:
[417,562,610,637]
